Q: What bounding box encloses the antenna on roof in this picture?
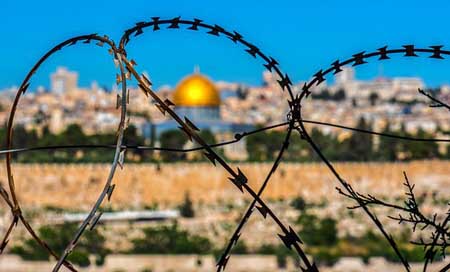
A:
[194,65,200,74]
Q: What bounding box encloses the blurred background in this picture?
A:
[0,0,449,271]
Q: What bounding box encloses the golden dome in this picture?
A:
[172,73,220,107]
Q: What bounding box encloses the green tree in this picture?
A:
[196,129,224,160]
[179,192,195,218]
[130,223,212,254]
[333,89,346,101]
[199,129,215,145]
[231,240,248,254]
[405,128,439,159]
[123,124,147,161]
[159,129,188,161]
[376,122,398,161]
[61,123,86,145]
[309,128,341,161]
[246,128,287,161]
[311,89,332,100]
[11,223,108,267]
[297,213,338,246]
[290,196,307,212]
[340,117,373,161]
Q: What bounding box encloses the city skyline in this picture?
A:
[0,64,445,93]
[1,3,449,272]
[3,0,450,89]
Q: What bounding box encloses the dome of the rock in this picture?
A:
[172,73,220,107]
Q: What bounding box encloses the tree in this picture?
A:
[376,122,398,161]
[10,223,108,267]
[130,223,212,254]
[236,85,248,100]
[199,129,215,145]
[340,117,373,161]
[246,128,286,161]
[311,89,331,100]
[195,129,223,160]
[61,123,87,145]
[290,196,307,212]
[333,88,346,101]
[405,128,439,159]
[123,124,146,161]
[179,192,195,218]
[159,129,188,161]
[369,92,379,106]
[297,213,338,246]
[309,128,341,161]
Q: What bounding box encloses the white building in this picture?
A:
[333,67,425,101]
[50,67,78,94]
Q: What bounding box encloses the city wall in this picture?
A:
[0,160,447,210]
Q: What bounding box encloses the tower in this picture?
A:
[50,67,78,94]
[335,66,355,85]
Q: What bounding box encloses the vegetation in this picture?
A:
[290,196,307,212]
[297,213,338,246]
[1,124,140,163]
[8,219,443,266]
[327,231,430,264]
[179,192,195,218]
[311,88,346,101]
[159,129,187,161]
[129,223,212,254]
[252,229,433,266]
[246,118,444,162]
[0,116,445,163]
[10,223,108,267]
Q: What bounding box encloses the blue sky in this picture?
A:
[2,0,450,90]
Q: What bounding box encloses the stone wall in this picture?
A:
[0,160,447,210]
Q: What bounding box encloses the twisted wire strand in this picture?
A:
[216,124,303,271]
[0,118,446,156]
[0,34,128,272]
[118,18,316,268]
[0,121,285,155]
[297,45,450,272]
[122,56,316,271]
[0,34,124,272]
[119,17,296,102]
[51,50,128,272]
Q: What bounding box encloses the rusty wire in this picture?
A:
[0,17,448,272]
[297,45,450,272]
[0,34,128,272]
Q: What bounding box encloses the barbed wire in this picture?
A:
[0,16,448,272]
[117,18,317,271]
[298,46,450,272]
[335,93,450,272]
[0,118,446,156]
[0,34,128,272]
[337,172,450,266]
